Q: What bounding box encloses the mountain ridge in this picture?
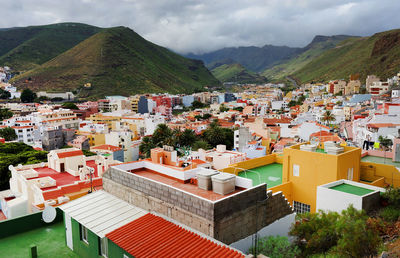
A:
[11,26,220,98]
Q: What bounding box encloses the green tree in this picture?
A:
[249,235,300,258]
[192,140,211,151]
[0,142,48,190]
[62,102,79,110]
[288,100,298,107]
[233,106,243,112]
[290,206,381,257]
[322,110,335,128]
[202,120,234,149]
[139,136,155,158]
[152,124,173,147]
[0,127,17,141]
[334,206,381,257]
[20,89,37,103]
[290,210,340,256]
[219,104,229,112]
[191,100,206,109]
[202,113,212,120]
[0,88,11,99]
[176,129,197,148]
[0,108,13,120]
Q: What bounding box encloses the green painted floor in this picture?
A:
[238,163,283,188]
[361,155,400,168]
[330,183,374,196]
[0,222,78,258]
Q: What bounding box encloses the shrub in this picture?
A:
[249,235,300,258]
[379,206,400,222]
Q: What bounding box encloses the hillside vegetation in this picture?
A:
[211,63,267,83]
[0,23,101,71]
[263,35,356,80]
[291,29,400,83]
[11,26,220,98]
[187,45,301,72]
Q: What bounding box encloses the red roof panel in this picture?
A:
[106,213,244,258]
[57,150,84,158]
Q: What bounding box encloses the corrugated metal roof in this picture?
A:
[59,191,147,237]
[106,213,245,258]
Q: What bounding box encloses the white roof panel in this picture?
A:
[59,190,148,238]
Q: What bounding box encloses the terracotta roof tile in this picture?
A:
[57,150,84,158]
[106,213,244,258]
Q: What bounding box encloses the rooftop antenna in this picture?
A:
[42,205,57,223]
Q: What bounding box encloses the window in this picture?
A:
[99,237,108,257]
[80,224,89,244]
[292,164,300,177]
[293,201,310,214]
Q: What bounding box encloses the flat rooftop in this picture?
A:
[330,183,374,196]
[133,168,244,201]
[238,163,282,188]
[361,155,400,168]
[31,160,98,191]
[0,222,78,258]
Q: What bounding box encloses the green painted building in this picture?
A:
[59,190,148,258]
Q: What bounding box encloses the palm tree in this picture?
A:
[139,136,155,158]
[322,110,336,129]
[152,124,173,147]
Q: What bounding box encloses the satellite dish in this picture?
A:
[18,164,22,169]
[41,162,45,167]
[42,206,57,223]
[8,165,13,170]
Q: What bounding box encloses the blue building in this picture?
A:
[138,96,149,114]
[182,95,195,107]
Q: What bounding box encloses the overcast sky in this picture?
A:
[2,0,400,54]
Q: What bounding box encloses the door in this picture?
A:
[65,214,73,250]
[60,163,65,172]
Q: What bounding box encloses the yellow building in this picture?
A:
[87,114,121,130]
[130,97,140,113]
[222,142,400,213]
[76,131,106,146]
[280,144,361,213]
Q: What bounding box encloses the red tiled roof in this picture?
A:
[106,213,244,258]
[263,117,292,124]
[92,144,122,152]
[57,150,84,158]
[367,123,400,128]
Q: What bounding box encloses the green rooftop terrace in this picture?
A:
[238,163,283,188]
[361,155,400,168]
[330,183,374,196]
[0,222,77,258]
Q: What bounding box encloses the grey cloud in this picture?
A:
[1,0,399,54]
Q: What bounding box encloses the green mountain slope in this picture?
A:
[186,45,301,72]
[291,29,400,83]
[0,23,101,71]
[12,27,220,98]
[211,63,267,83]
[263,35,356,80]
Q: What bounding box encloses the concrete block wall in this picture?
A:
[103,167,293,244]
[103,177,214,236]
[103,167,213,219]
